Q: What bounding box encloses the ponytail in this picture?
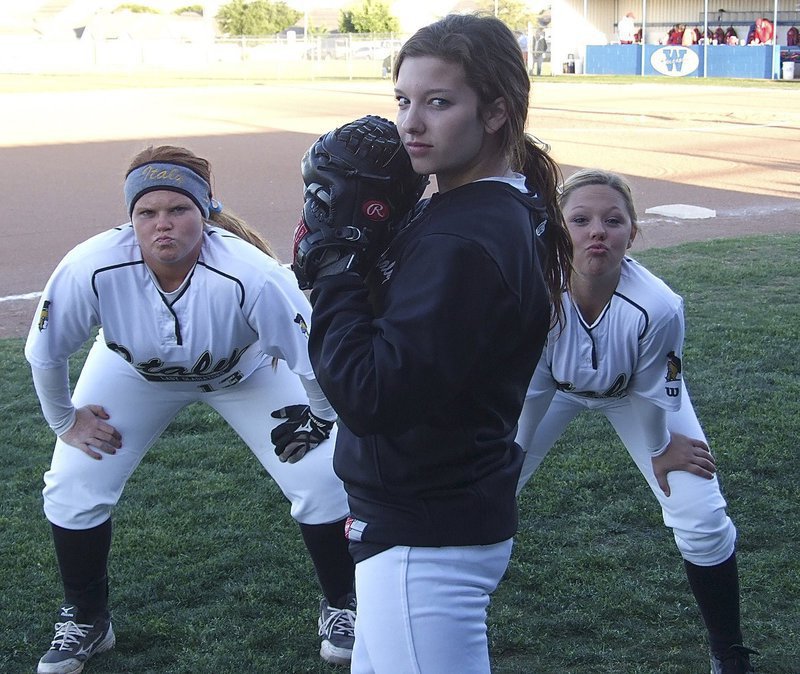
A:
[521,136,572,328]
[209,210,278,260]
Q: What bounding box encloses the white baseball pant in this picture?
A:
[42,340,349,530]
[350,540,513,674]
[516,385,736,566]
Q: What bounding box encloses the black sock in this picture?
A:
[51,519,112,621]
[299,518,355,608]
[684,552,743,654]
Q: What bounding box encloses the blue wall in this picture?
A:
[586,44,775,78]
[585,45,643,74]
[703,45,773,78]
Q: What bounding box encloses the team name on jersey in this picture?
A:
[556,373,628,399]
[107,341,250,382]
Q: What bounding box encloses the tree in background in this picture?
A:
[340,0,399,33]
[174,5,204,15]
[114,4,160,12]
[217,0,300,36]
[474,0,540,32]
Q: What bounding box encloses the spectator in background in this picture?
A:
[517,31,529,65]
[667,24,685,45]
[755,17,774,44]
[618,12,636,44]
[382,51,399,78]
[682,26,700,45]
[531,29,548,76]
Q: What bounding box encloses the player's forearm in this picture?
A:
[30,363,76,435]
[300,374,337,422]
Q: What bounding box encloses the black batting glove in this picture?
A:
[270,404,335,463]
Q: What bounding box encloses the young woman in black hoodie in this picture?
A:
[308,14,572,673]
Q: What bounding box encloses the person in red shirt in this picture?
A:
[755,17,774,44]
[667,24,685,45]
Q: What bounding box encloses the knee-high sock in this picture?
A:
[299,518,355,608]
[51,519,112,620]
[684,552,744,654]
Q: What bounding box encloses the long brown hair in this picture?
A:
[126,145,278,260]
[395,13,572,325]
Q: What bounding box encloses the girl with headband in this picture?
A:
[26,145,356,674]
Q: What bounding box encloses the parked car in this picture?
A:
[348,39,403,60]
[303,35,350,60]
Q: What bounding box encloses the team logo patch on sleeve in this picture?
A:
[665,351,682,398]
[665,351,682,382]
[37,300,51,331]
[293,313,309,337]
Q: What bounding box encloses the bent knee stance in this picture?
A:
[43,442,134,530]
[672,515,737,566]
[656,473,737,566]
[44,479,118,530]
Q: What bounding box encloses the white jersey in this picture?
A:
[26,223,314,393]
[26,223,348,530]
[528,256,685,409]
[516,258,736,568]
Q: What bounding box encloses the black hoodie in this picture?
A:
[309,180,551,561]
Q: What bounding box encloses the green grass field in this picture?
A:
[1,234,798,673]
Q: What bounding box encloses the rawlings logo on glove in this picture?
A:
[363,199,391,220]
[292,115,428,290]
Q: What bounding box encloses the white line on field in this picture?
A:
[544,119,799,133]
[1,292,41,303]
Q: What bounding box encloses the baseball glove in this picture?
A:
[292,114,428,289]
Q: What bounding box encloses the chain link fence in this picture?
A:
[0,33,407,79]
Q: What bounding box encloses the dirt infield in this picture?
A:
[1,75,798,338]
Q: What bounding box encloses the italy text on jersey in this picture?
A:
[106,341,251,386]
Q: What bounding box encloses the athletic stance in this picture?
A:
[293,15,572,674]
[25,146,356,674]
[516,168,757,674]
